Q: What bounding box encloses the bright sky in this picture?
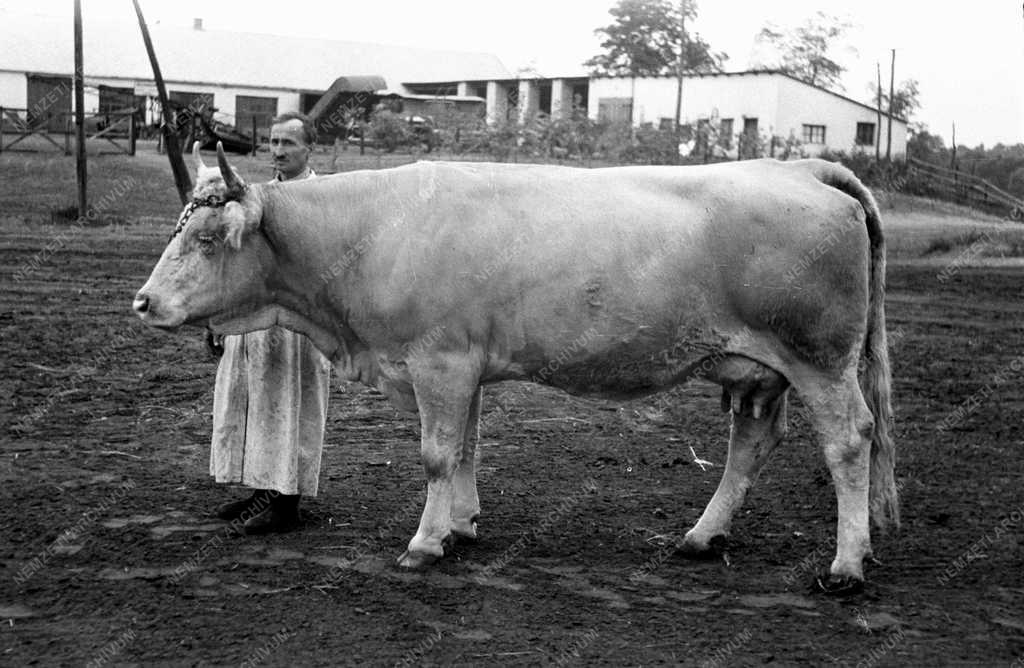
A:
[6,0,1023,147]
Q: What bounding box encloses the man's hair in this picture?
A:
[272,111,317,146]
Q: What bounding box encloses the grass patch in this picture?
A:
[921,237,954,256]
[916,228,1024,260]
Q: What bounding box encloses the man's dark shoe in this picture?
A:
[242,494,301,535]
[214,490,273,521]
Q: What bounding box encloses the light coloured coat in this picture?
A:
[136,149,896,592]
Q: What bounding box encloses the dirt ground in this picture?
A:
[1,149,1023,666]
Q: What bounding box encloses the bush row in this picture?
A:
[355,110,811,166]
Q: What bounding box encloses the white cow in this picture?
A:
[134,145,897,593]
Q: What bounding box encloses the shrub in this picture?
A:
[367,111,413,152]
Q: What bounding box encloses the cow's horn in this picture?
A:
[191,141,206,171]
[216,141,242,192]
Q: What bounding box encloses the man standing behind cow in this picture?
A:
[207,111,331,534]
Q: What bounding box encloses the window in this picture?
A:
[855,122,875,146]
[802,124,826,144]
[743,117,758,136]
[235,95,278,135]
[719,118,734,148]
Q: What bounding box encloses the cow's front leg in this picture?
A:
[451,387,482,541]
[397,353,481,569]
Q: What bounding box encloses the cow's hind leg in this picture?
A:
[398,354,480,569]
[679,358,788,556]
[451,387,482,541]
[793,368,875,593]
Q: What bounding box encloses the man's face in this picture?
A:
[270,119,310,181]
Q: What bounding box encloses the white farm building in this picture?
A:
[0,9,906,157]
[588,71,907,157]
[0,11,509,136]
[414,71,908,158]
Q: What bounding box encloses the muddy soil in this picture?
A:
[1,221,1022,666]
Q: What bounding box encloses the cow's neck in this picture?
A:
[259,182,370,363]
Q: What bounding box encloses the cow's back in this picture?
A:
[338,160,870,393]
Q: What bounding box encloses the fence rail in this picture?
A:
[907,157,1024,220]
[0,107,136,155]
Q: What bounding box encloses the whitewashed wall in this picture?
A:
[0,71,28,109]
[1,71,303,127]
[123,79,301,126]
[588,74,781,131]
[774,76,906,157]
[588,73,908,157]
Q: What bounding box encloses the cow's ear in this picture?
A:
[223,201,256,250]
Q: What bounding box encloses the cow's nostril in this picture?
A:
[133,293,150,315]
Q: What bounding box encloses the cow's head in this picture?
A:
[133,142,271,333]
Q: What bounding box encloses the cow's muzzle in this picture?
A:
[132,292,150,315]
[132,290,187,329]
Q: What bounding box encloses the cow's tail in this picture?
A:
[802,159,899,530]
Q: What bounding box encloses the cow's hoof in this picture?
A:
[396,549,441,570]
[676,534,728,560]
[815,572,864,596]
[451,516,479,542]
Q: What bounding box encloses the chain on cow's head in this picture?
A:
[170,187,249,241]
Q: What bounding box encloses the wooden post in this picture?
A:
[129,113,136,156]
[251,120,257,156]
[886,48,895,162]
[74,0,87,218]
[875,62,882,162]
[951,122,957,170]
[673,5,685,134]
[629,76,636,137]
[132,0,191,204]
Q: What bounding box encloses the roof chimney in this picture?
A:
[193,18,203,30]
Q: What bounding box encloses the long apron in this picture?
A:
[209,169,331,496]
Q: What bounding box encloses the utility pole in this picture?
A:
[133,0,191,204]
[951,122,957,170]
[674,3,686,134]
[875,62,882,161]
[73,0,86,218]
[886,48,895,161]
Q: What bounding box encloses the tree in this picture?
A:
[906,123,945,163]
[868,78,921,120]
[754,11,853,91]
[584,0,726,77]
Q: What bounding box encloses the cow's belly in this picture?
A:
[491,289,740,398]
[535,328,729,399]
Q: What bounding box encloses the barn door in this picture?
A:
[26,74,72,132]
[235,95,278,137]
